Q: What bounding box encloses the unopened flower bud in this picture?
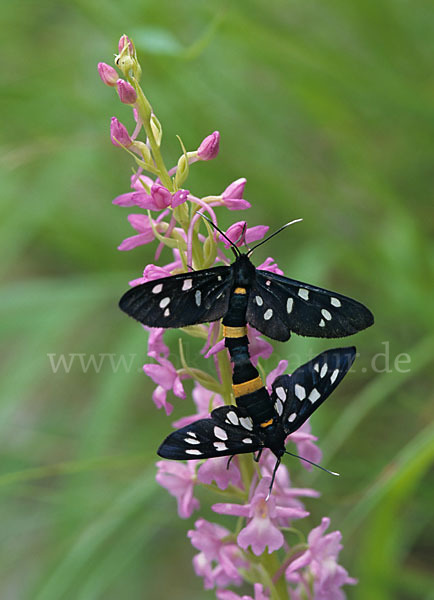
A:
[116,79,137,104]
[174,154,189,188]
[131,141,152,164]
[97,62,118,86]
[110,117,133,147]
[197,131,220,161]
[223,177,246,199]
[118,35,134,55]
[150,114,163,146]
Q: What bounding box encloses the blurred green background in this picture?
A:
[1,0,433,598]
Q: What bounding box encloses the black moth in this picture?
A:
[158,347,356,490]
[119,224,373,342]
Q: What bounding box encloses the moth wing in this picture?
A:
[157,406,261,460]
[270,346,356,434]
[247,271,374,341]
[119,266,232,328]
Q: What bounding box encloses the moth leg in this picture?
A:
[254,449,263,463]
[226,455,236,470]
[266,458,281,501]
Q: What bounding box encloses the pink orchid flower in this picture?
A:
[286,517,357,600]
[156,461,199,518]
[212,477,309,556]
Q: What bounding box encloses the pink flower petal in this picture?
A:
[197,457,242,490]
[117,232,154,250]
[238,515,284,556]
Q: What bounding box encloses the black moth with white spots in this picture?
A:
[120,252,373,342]
[158,347,356,479]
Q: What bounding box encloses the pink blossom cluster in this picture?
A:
[99,34,356,599]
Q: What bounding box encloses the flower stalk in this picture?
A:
[99,34,357,600]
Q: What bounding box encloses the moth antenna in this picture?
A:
[235,221,251,252]
[247,219,303,257]
[284,450,339,476]
[197,212,240,258]
[265,457,281,502]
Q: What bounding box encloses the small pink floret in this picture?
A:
[198,131,220,160]
[110,117,132,147]
[97,62,118,86]
[116,79,137,104]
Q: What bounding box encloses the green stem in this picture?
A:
[261,552,290,600]
[216,342,234,406]
[130,79,173,190]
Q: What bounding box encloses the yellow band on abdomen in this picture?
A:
[232,376,263,398]
[223,325,248,339]
[234,287,247,295]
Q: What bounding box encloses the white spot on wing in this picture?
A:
[214,426,228,441]
[320,364,328,378]
[308,388,321,403]
[265,280,271,286]
[195,290,201,306]
[159,297,170,308]
[152,283,163,294]
[295,384,306,400]
[276,387,286,401]
[242,438,253,444]
[164,308,170,317]
[275,398,283,416]
[255,296,263,306]
[239,417,253,431]
[185,437,200,445]
[185,449,202,455]
[226,411,239,426]
[287,298,293,314]
[264,308,273,320]
[182,278,192,291]
[314,363,320,372]
[319,319,326,327]
[298,288,309,300]
[288,412,297,422]
[187,432,197,438]
[321,309,332,321]
[330,368,339,384]
[214,442,227,451]
[331,297,341,307]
